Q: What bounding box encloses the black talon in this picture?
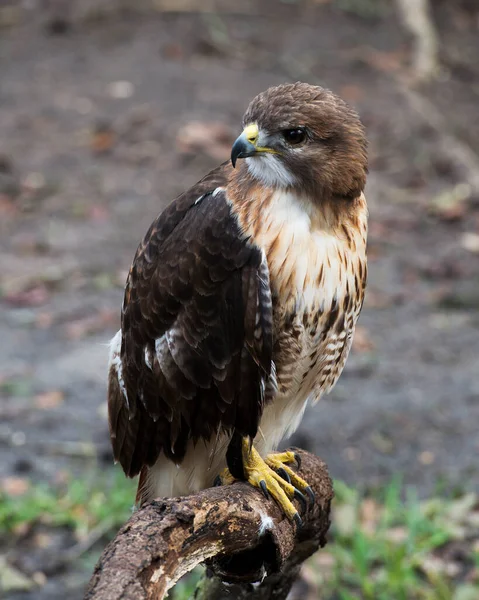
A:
[293,512,303,528]
[213,475,222,487]
[259,480,270,500]
[294,488,307,512]
[277,467,291,484]
[293,452,302,470]
[305,486,315,503]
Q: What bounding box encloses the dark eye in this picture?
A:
[282,128,307,145]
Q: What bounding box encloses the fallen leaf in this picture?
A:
[12,522,31,537]
[34,390,64,409]
[446,494,477,523]
[10,232,50,256]
[360,498,382,535]
[364,289,394,309]
[0,557,34,592]
[162,42,184,60]
[461,232,479,253]
[466,509,479,528]
[300,557,333,595]
[300,563,320,587]
[339,85,364,103]
[429,183,471,221]
[65,309,116,340]
[32,572,47,587]
[33,532,54,549]
[384,526,408,544]
[420,555,461,577]
[54,469,70,486]
[1,476,30,496]
[370,431,394,454]
[35,312,54,329]
[0,3,23,27]
[108,80,134,99]
[0,193,18,217]
[3,283,49,307]
[176,121,234,161]
[333,503,357,536]
[418,450,435,465]
[88,204,110,223]
[314,551,335,568]
[352,326,375,352]
[91,124,116,154]
[23,171,45,191]
[361,48,406,74]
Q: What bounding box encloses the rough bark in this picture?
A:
[85,450,333,600]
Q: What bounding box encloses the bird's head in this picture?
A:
[231,82,368,200]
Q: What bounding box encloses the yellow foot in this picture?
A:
[242,441,314,527]
[213,468,237,487]
[265,451,315,504]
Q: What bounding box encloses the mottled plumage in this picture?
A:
[108,82,368,508]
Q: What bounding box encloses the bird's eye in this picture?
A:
[282,128,307,145]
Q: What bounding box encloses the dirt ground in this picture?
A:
[1,0,479,597]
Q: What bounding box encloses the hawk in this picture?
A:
[108,82,368,525]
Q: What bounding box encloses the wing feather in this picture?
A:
[107,164,274,477]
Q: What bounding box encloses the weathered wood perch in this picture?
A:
[85,450,333,600]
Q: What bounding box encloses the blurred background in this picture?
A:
[1,1,478,598]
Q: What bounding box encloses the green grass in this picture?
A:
[0,469,136,537]
[1,474,478,599]
[308,479,479,600]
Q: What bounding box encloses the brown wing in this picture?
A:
[108,164,273,477]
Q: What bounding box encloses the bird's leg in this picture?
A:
[213,468,237,487]
[241,439,313,526]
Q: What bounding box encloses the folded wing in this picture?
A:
[108,165,274,477]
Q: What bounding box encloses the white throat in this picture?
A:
[245,154,296,188]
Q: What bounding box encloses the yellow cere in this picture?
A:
[243,123,259,145]
[243,122,280,155]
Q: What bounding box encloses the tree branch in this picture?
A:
[396,0,440,83]
[84,450,333,600]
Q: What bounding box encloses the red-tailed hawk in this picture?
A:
[108,82,368,526]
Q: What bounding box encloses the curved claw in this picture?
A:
[259,479,270,500]
[293,512,303,528]
[277,467,291,484]
[243,442,310,525]
[293,452,302,470]
[294,488,307,513]
[305,485,315,503]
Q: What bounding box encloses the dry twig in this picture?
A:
[396,0,440,83]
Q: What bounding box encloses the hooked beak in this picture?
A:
[231,123,259,168]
